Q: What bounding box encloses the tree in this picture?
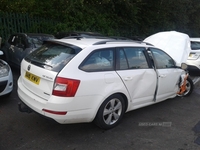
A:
[0,0,199,37]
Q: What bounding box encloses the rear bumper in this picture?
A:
[17,77,101,124]
[18,101,33,113]
[18,100,58,123]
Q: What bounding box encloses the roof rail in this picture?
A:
[63,36,112,40]
[93,40,118,45]
[62,36,153,46]
[93,39,153,46]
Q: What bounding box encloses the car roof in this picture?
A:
[190,38,200,42]
[51,38,151,49]
[54,31,103,39]
[11,33,54,37]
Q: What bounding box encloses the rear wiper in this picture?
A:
[30,60,53,69]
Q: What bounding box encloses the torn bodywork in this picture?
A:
[177,73,193,96]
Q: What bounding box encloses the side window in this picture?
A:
[7,35,25,49]
[150,48,175,69]
[116,47,149,70]
[13,36,20,47]
[16,35,26,49]
[191,41,200,50]
[79,48,114,72]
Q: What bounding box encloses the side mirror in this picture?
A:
[181,63,188,70]
[0,50,3,56]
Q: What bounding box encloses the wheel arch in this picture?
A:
[116,92,129,112]
[93,92,129,129]
[93,92,129,121]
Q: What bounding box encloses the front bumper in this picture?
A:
[0,67,13,96]
[187,59,200,72]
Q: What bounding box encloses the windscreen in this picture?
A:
[25,42,77,72]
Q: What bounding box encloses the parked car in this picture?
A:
[1,33,55,68]
[17,37,193,129]
[0,50,13,97]
[186,38,200,74]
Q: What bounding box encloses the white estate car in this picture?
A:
[17,38,193,129]
[186,38,200,73]
[0,51,13,97]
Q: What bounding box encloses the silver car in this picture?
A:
[0,50,13,97]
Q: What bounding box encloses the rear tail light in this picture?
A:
[52,77,80,97]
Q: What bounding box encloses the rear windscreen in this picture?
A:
[25,42,80,72]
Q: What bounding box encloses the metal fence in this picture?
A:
[0,12,57,43]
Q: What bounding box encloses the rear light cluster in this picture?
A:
[52,77,80,97]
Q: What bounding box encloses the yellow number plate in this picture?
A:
[25,71,40,85]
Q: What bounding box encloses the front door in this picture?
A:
[150,48,183,101]
[9,34,26,66]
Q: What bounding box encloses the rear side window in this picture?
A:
[79,48,114,72]
[191,41,200,50]
[25,42,79,72]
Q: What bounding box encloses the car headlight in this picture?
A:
[0,64,9,77]
[188,52,200,59]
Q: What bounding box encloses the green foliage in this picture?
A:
[0,0,199,38]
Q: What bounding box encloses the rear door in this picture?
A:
[6,34,16,62]
[116,47,157,108]
[21,61,57,100]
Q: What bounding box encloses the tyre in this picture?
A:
[177,77,194,97]
[94,94,126,130]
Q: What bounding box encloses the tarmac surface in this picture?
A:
[1,69,200,150]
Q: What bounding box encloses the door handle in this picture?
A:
[159,74,166,78]
[124,77,133,81]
